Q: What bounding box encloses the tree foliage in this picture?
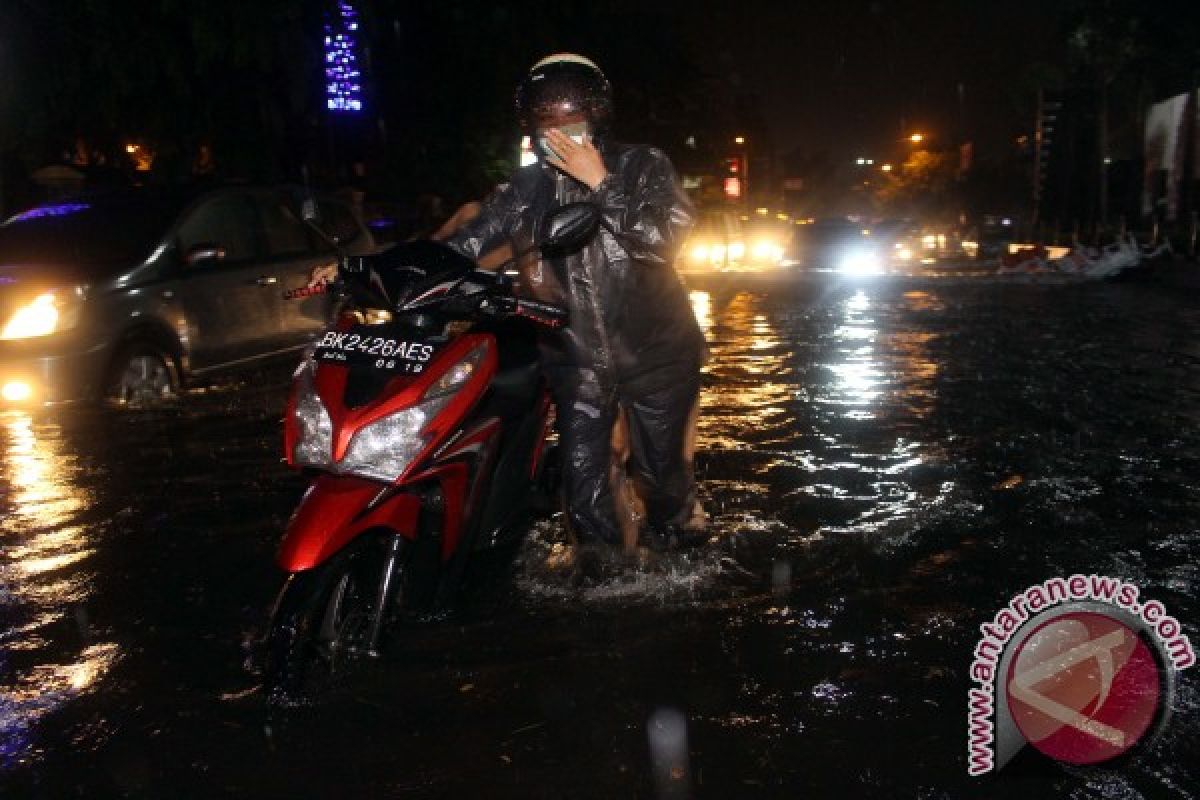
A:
[874,149,957,218]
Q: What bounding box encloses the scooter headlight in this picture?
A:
[339,344,488,482]
[340,395,451,483]
[292,359,333,466]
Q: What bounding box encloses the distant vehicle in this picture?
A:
[869,219,922,265]
[677,209,744,275]
[736,214,791,271]
[973,214,1019,259]
[0,185,372,407]
[791,217,881,273]
[676,209,788,275]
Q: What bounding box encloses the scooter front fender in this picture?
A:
[276,474,421,572]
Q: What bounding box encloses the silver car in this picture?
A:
[0,185,374,407]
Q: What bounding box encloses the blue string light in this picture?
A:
[324,1,363,113]
[10,203,91,222]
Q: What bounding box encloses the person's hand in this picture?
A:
[307,262,339,287]
[544,129,608,190]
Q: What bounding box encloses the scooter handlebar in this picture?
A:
[496,297,568,328]
[283,283,332,300]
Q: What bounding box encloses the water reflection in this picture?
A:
[0,412,113,768]
[688,290,713,334]
[695,291,793,452]
[683,282,951,541]
[826,289,881,417]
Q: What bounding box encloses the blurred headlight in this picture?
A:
[838,248,883,275]
[751,240,784,263]
[728,241,746,261]
[2,381,35,403]
[1,289,84,340]
[292,360,333,466]
[340,395,451,482]
[709,243,727,264]
[688,243,709,263]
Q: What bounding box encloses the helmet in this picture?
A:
[515,53,613,135]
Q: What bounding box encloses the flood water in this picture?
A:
[2,268,1199,798]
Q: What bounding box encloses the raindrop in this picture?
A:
[647,707,691,799]
[771,559,792,597]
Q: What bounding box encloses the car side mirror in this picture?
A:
[183,243,226,266]
[540,202,600,258]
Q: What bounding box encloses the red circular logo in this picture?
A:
[1005,611,1162,765]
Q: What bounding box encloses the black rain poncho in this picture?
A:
[446,141,705,545]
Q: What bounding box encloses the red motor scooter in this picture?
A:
[264,204,597,697]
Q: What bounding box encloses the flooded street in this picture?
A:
[2,270,1199,797]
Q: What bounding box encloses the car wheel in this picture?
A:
[105,345,180,409]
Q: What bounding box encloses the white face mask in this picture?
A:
[536,121,590,160]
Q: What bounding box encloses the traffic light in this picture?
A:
[721,156,743,198]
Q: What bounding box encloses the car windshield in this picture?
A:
[0,197,179,272]
[799,219,862,243]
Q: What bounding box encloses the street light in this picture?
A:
[909,133,925,144]
[881,163,893,172]
[734,135,745,145]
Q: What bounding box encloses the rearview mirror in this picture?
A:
[301,196,319,223]
[540,202,600,258]
[183,243,226,266]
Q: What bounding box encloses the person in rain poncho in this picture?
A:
[444,53,707,555]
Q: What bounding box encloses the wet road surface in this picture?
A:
[2,268,1199,797]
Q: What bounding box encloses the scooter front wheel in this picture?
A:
[263,533,406,701]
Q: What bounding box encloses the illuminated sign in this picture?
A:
[325,1,363,113]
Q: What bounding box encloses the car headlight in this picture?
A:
[751,240,784,263]
[838,248,883,275]
[688,243,709,263]
[728,241,746,261]
[0,289,85,340]
[292,359,333,467]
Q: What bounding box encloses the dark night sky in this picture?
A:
[674,0,1060,160]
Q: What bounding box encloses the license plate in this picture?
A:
[312,326,439,374]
